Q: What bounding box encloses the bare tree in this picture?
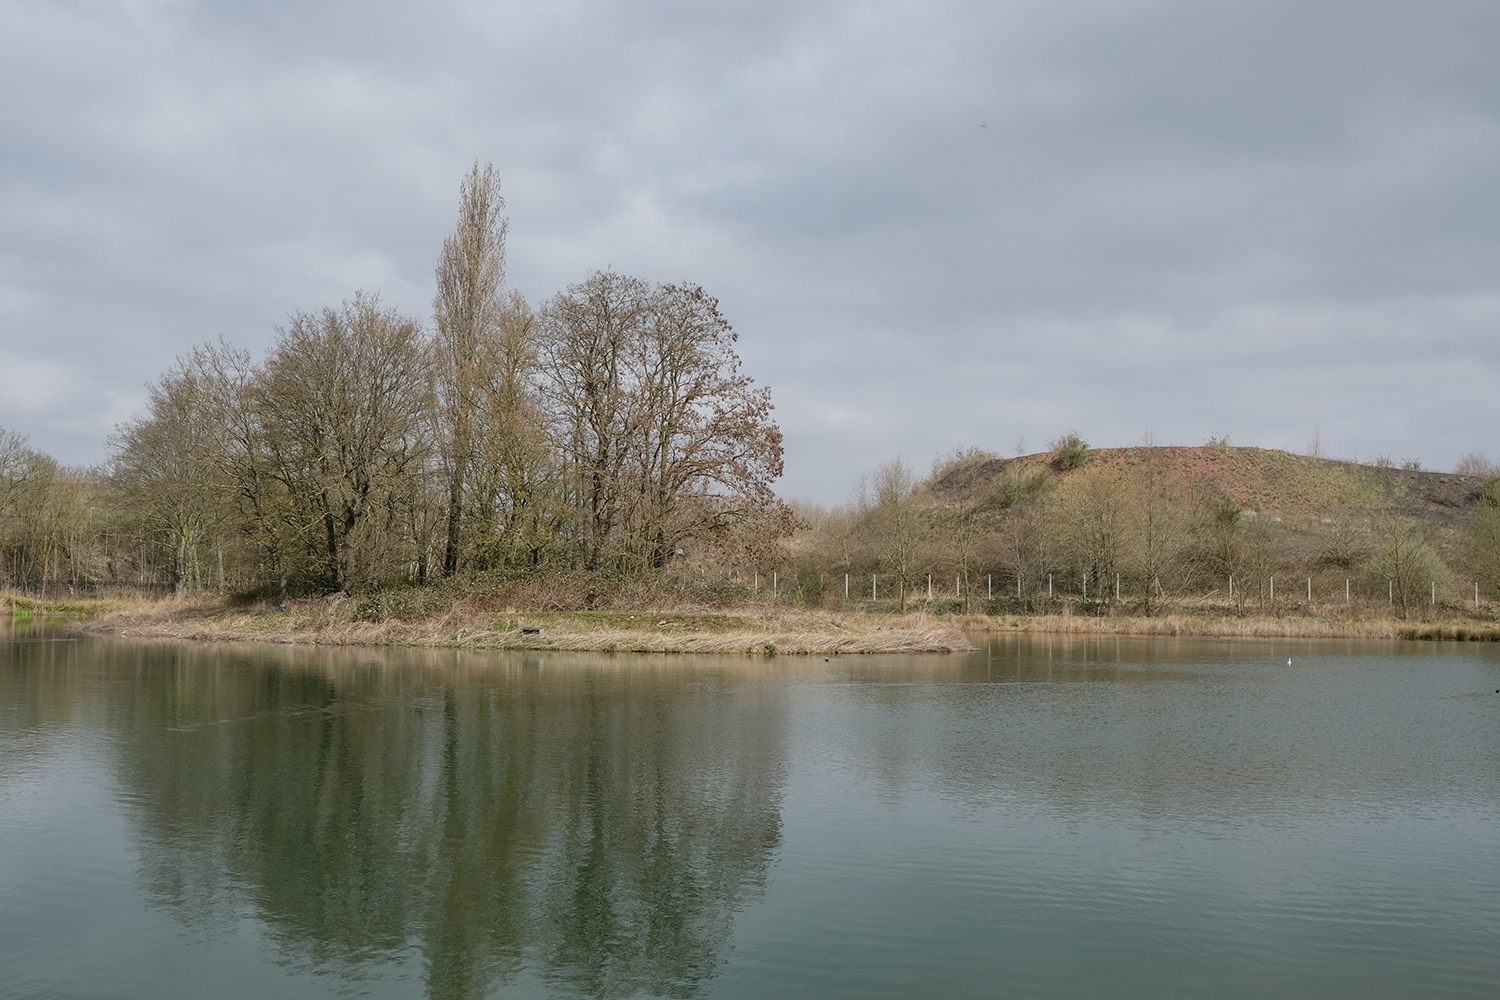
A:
[872,456,919,610]
[1468,479,1500,598]
[1052,463,1132,603]
[433,162,509,576]
[1367,513,1451,618]
[539,274,787,574]
[0,428,36,526]
[1135,451,1190,615]
[465,291,560,567]
[617,283,785,570]
[538,272,650,569]
[0,431,61,589]
[1198,495,1246,611]
[255,293,432,592]
[111,357,226,596]
[1003,503,1058,611]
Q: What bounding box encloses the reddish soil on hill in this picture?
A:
[937,446,1488,529]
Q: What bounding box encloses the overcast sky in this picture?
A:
[3,0,1498,502]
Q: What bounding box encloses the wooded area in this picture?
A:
[1,165,1497,620]
[0,164,789,599]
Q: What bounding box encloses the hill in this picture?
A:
[783,442,1499,621]
[930,445,1489,554]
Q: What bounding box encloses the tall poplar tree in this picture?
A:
[434,162,508,575]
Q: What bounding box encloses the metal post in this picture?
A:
[772,572,777,599]
[1116,574,1120,600]
[1270,577,1274,602]
[927,574,932,599]
[873,575,877,600]
[1048,573,1052,598]
[845,573,849,598]
[1083,572,1087,600]
[1307,578,1311,601]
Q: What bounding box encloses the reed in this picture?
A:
[955,613,1499,640]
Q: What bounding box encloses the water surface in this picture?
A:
[2,623,1497,998]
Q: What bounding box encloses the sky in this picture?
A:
[2,0,1499,503]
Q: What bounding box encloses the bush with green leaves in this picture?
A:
[1049,432,1090,471]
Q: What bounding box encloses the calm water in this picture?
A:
[2,622,1498,999]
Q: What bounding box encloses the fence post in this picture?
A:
[927,574,932,599]
[845,573,849,598]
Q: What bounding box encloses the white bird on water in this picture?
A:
[1287,657,1293,665]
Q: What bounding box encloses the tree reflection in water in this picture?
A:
[105,643,787,999]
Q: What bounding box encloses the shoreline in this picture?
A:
[23,595,1498,651]
[950,612,1500,642]
[69,601,977,655]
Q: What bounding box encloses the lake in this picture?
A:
[2,621,1498,998]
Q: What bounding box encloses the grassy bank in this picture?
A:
[74,598,976,655]
[3,592,134,618]
[952,613,1500,642]
[15,590,1498,651]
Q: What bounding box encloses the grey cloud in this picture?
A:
[1,0,1497,498]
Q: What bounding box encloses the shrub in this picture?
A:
[793,561,826,604]
[1049,432,1090,471]
[1455,454,1500,477]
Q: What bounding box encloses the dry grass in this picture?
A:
[2,589,135,617]
[81,599,975,655]
[955,612,1500,640]
[71,592,1500,651]
[1394,623,1500,642]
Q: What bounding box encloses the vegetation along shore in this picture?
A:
[3,163,1499,650]
[7,586,1498,653]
